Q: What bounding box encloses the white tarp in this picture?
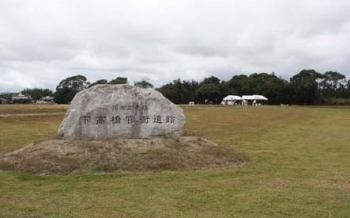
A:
[222,95,242,105]
[223,95,242,100]
[242,95,268,100]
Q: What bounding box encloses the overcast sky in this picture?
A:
[1,0,350,92]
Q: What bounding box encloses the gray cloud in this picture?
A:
[1,0,350,92]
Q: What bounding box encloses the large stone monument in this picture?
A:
[58,84,186,139]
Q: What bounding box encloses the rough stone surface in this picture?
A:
[58,84,186,139]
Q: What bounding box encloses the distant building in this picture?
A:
[12,93,32,104]
[36,96,55,104]
[0,96,8,104]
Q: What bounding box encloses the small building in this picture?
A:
[0,96,8,104]
[12,93,32,104]
[36,96,55,104]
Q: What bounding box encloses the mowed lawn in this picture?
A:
[1,105,350,217]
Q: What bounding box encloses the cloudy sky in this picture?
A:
[1,0,350,92]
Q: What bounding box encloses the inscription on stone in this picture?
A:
[78,104,176,126]
[58,84,186,139]
[79,114,176,125]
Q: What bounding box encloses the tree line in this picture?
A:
[9,69,350,105]
[158,69,350,105]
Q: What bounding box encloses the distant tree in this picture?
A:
[225,73,291,104]
[21,88,53,101]
[157,78,199,104]
[181,80,199,103]
[195,76,222,103]
[108,77,128,84]
[200,76,221,85]
[346,80,350,98]
[134,80,154,88]
[227,75,251,96]
[248,73,289,104]
[54,75,89,104]
[88,79,108,88]
[289,69,323,104]
[320,71,347,98]
[0,93,13,101]
[195,84,221,104]
[157,83,179,103]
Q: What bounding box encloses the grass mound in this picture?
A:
[0,136,247,175]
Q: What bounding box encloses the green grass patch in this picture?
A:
[0,114,64,153]
[0,105,350,217]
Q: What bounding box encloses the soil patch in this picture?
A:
[0,137,247,175]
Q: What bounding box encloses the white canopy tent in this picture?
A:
[222,95,242,105]
[223,95,242,100]
[242,95,268,105]
[242,95,268,101]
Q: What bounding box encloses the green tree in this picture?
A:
[195,84,221,104]
[157,82,179,103]
[181,80,199,103]
[54,75,89,104]
[88,79,108,88]
[157,78,199,104]
[248,73,289,104]
[195,76,222,103]
[225,73,290,104]
[320,71,347,98]
[21,88,53,101]
[108,77,128,84]
[200,76,221,85]
[227,75,251,96]
[346,80,350,98]
[290,69,322,104]
[134,80,154,88]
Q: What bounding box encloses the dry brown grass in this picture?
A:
[0,104,68,115]
[0,136,247,174]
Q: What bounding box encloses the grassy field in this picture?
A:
[0,104,67,115]
[1,105,350,217]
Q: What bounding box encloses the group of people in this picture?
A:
[221,99,261,106]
